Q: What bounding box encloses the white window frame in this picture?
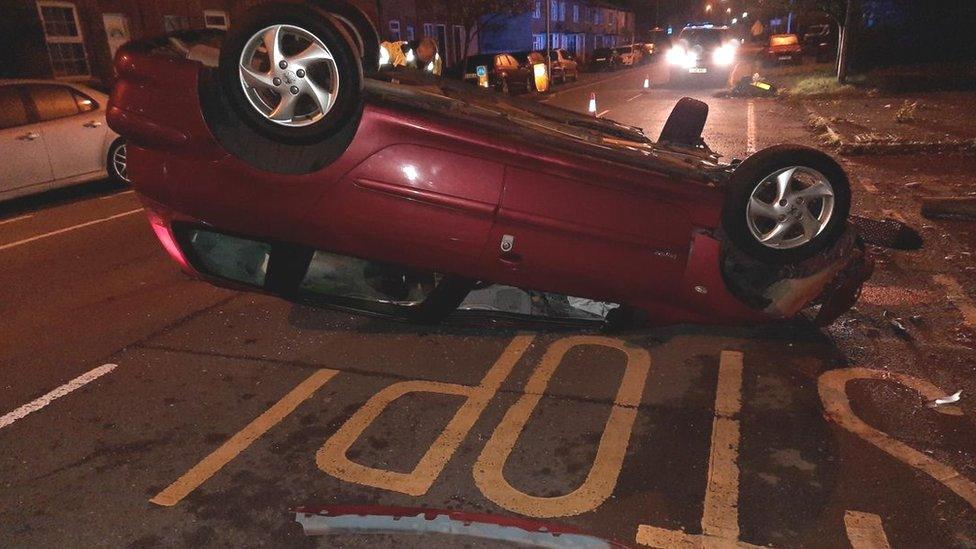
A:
[406,24,415,40]
[533,34,545,51]
[203,10,229,30]
[36,0,90,79]
[423,23,434,38]
[573,5,579,23]
[451,25,465,64]
[389,19,401,41]
[559,2,566,22]
[533,1,541,20]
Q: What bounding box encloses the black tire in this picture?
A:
[106,138,129,184]
[308,0,380,74]
[722,145,851,265]
[218,2,363,145]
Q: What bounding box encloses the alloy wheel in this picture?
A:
[746,166,836,249]
[238,24,340,127]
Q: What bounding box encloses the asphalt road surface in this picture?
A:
[2,63,975,548]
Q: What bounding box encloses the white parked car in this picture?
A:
[0,79,127,202]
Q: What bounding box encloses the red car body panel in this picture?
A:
[109,47,854,327]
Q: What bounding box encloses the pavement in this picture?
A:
[2,61,976,548]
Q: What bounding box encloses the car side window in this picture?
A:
[494,55,504,68]
[27,84,81,122]
[0,86,31,130]
[72,89,98,113]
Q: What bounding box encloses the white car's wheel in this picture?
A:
[107,139,129,184]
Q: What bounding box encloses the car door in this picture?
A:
[25,84,107,182]
[0,85,53,196]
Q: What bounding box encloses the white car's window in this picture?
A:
[0,86,31,130]
[27,84,81,122]
[72,89,98,113]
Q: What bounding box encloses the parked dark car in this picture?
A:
[666,26,737,84]
[548,48,579,83]
[765,34,803,65]
[803,23,837,62]
[463,53,533,94]
[107,2,880,328]
[590,47,620,71]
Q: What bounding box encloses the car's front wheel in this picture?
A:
[106,138,129,184]
[722,145,851,264]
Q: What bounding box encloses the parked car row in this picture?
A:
[462,48,579,95]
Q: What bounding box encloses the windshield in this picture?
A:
[770,34,800,46]
[677,28,726,48]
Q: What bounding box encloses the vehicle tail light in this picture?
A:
[145,208,190,270]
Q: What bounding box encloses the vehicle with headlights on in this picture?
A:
[108,1,884,329]
[666,26,738,85]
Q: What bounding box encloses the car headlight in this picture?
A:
[666,46,686,65]
[713,45,736,66]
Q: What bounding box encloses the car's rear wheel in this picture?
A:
[106,138,129,184]
[218,2,363,145]
[722,145,851,264]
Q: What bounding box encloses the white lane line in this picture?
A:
[746,100,757,154]
[626,93,643,102]
[701,350,744,540]
[860,179,879,193]
[596,109,611,118]
[844,511,892,549]
[933,274,976,328]
[100,190,136,200]
[0,364,118,431]
[0,208,142,252]
[542,69,639,101]
[0,214,34,226]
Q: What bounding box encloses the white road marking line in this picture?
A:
[596,109,611,118]
[860,179,879,193]
[746,100,757,154]
[99,190,136,200]
[844,511,892,549]
[0,364,117,431]
[0,214,34,226]
[626,93,643,102]
[0,208,142,252]
[542,69,639,101]
[933,274,976,328]
[701,350,744,540]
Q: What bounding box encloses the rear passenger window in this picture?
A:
[28,85,80,121]
[0,87,30,129]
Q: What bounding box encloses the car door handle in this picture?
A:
[17,132,40,141]
[83,120,103,128]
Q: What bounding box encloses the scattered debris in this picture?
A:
[921,197,976,221]
[895,100,920,123]
[905,181,922,189]
[927,390,962,409]
[883,310,911,340]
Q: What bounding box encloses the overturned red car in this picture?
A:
[108,2,879,329]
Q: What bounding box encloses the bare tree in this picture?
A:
[425,0,534,62]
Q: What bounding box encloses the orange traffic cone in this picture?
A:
[643,76,650,89]
[588,92,597,115]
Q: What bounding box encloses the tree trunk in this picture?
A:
[837,0,856,83]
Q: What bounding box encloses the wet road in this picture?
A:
[1,63,975,548]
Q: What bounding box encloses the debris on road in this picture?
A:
[927,390,962,409]
[895,100,920,123]
[921,197,976,221]
[882,310,912,340]
[727,73,778,97]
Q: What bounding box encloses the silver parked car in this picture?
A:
[0,80,126,202]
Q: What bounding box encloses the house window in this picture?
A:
[573,5,579,23]
[533,1,541,19]
[203,10,229,30]
[550,1,557,19]
[451,25,465,64]
[389,19,401,41]
[533,34,545,50]
[164,15,189,32]
[36,1,89,78]
[423,23,434,38]
[559,2,566,21]
[406,25,415,40]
